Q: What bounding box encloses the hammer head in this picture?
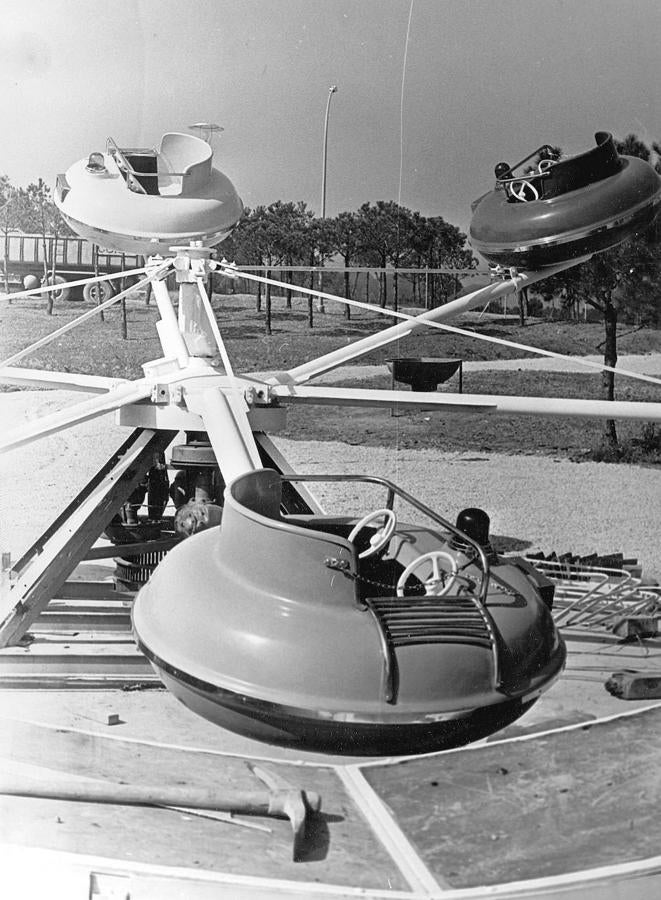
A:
[267,788,321,861]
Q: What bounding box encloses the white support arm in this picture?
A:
[0,382,153,454]
[0,367,128,393]
[271,384,661,421]
[184,386,262,481]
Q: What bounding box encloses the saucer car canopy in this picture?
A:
[469,131,661,269]
[54,133,244,256]
[132,468,566,755]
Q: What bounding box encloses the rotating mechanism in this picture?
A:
[4,127,661,754]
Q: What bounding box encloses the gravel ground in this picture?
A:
[276,438,661,580]
[1,386,659,581]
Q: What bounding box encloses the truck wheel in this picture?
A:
[83,280,115,303]
[45,275,71,302]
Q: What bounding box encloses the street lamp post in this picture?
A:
[317,85,337,312]
[320,85,338,219]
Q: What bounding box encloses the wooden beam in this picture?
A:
[0,429,175,648]
[54,581,134,602]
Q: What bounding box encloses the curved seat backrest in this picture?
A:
[229,469,282,521]
[157,133,213,196]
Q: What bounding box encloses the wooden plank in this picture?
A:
[0,673,161,690]
[360,705,661,890]
[29,611,131,632]
[55,581,134,602]
[0,635,142,652]
[338,766,443,895]
[0,846,417,900]
[0,721,408,891]
[0,429,175,648]
[46,599,133,612]
[0,658,150,677]
[605,670,661,699]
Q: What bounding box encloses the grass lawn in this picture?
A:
[1,290,660,458]
[280,369,661,457]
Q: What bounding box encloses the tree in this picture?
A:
[534,134,661,445]
[408,214,476,308]
[330,210,362,319]
[0,175,14,296]
[11,179,72,314]
[353,201,415,310]
[311,216,337,316]
[268,201,315,309]
[295,213,320,328]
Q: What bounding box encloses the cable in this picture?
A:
[0,261,173,369]
[1,265,151,303]
[397,0,414,214]
[218,265,661,389]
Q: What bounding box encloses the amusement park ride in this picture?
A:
[1,130,661,757]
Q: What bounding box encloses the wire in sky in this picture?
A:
[398,0,415,212]
[396,1,415,474]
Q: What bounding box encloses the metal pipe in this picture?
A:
[272,384,661,422]
[185,387,261,481]
[150,277,191,368]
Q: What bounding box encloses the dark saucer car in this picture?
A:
[469,131,661,269]
[133,469,566,756]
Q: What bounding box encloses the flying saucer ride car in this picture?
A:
[469,131,661,269]
[55,132,244,256]
[132,468,566,755]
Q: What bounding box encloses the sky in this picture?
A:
[1,0,660,234]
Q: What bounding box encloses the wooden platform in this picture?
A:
[2,572,661,899]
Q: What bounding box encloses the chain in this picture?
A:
[325,557,432,596]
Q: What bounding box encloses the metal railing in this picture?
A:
[527,558,661,630]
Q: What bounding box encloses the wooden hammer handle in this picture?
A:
[0,775,318,818]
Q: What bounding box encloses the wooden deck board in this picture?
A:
[2,573,661,895]
[0,720,409,891]
[361,704,661,889]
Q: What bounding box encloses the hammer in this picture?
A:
[0,766,321,861]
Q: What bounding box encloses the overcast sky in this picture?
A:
[1,0,660,233]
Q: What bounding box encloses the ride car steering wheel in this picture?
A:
[396,550,459,597]
[348,508,397,559]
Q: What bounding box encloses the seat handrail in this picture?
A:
[105,137,148,194]
[281,473,492,606]
[105,137,198,185]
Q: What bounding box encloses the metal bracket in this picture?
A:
[489,264,520,280]
[150,384,170,404]
[324,557,351,572]
[218,258,238,279]
[145,256,171,281]
[244,385,272,406]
